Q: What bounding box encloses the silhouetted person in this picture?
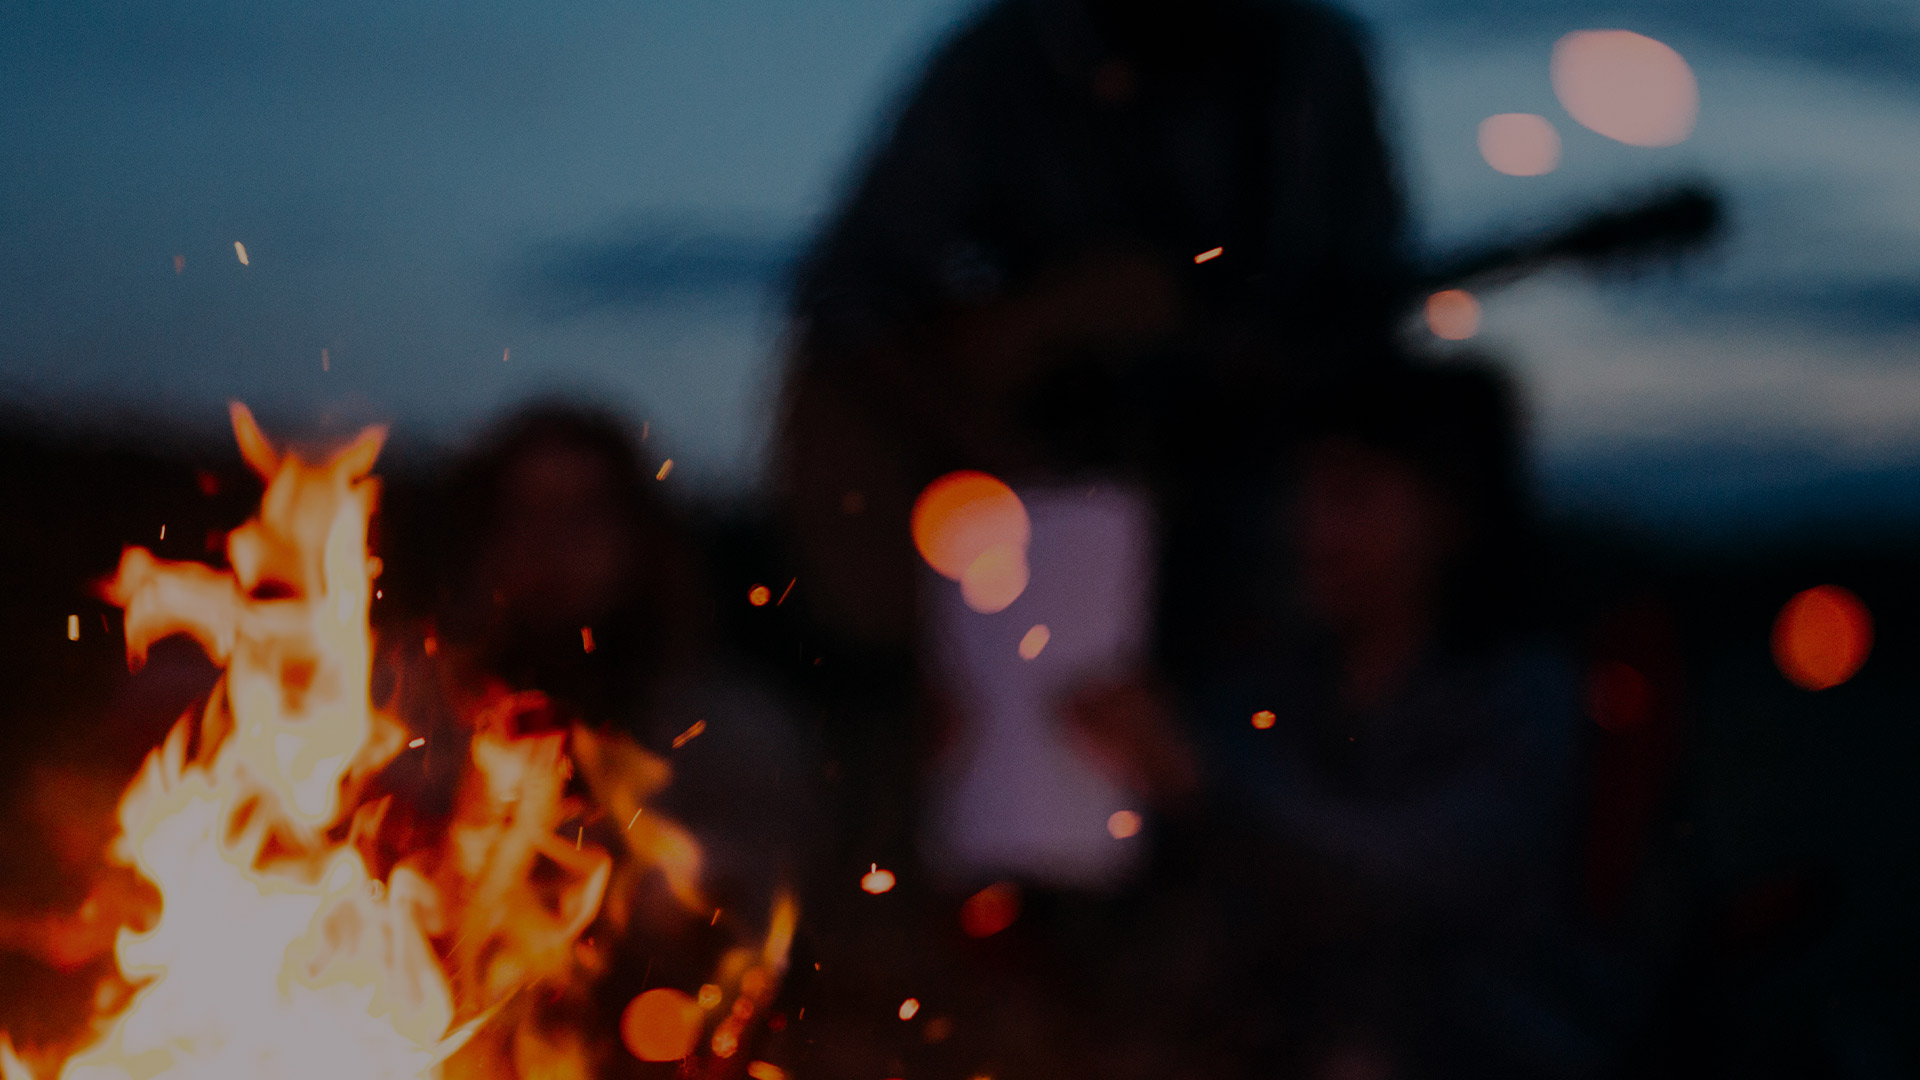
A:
[775,4,1412,1074]
[428,404,821,957]
[780,0,1408,651]
[1180,366,1599,1079]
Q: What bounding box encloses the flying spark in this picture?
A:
[656,459,674,481]
[233,241,249,266]
[1193,246,1223,264]
[672,719,706,749]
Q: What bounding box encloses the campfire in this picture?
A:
[0,406,791,1079]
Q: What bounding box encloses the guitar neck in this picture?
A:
[1419,181,1722,293]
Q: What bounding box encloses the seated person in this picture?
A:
[1077,366,1600,1078]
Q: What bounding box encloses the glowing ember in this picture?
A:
[671,719,707,749]
[655,459,674,481]
[1193,246,1223,264]
[748,585,772,607]
[860,864,896,895]
[1250,710,1277,730]
[897,998,920,1021]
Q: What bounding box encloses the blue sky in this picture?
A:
[2,0,1916,534]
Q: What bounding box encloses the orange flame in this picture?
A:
[0,404,794,1079]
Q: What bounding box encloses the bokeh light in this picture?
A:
[621,988,703,1062]
[1477,113,1561,176]
[1424,289,1482,340]
[959,542,1030,614]
[860,864,897,894]
[911,471,1030,580]
[1250,709,1277,730]
[1772,585,1872,691]
[1106,810,1143,839]
[1017,624,1050,660]
[898,998,921,1021]
[959,882,1021,938]
[748,584,771,606]
[1552,30,1699,147]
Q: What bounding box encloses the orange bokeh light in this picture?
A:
[1425,289,1482,340]
[1106,810,1143,840]
[748,584,771,607]
[1552,30,1698,147]
[1017,624,1050,660]
[1772,585,1872,691]
[911,471,1030,581]
[959,882,1021,938]
[622,988,704,1062]
[1250,709,1276,730]
[959,542,1030,614]
[1478,113,1561,176]
[897,998,921,1021]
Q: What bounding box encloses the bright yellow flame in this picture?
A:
[1,405,790,1080]
[1477,113,1561,176]
[1552,30,1699,147]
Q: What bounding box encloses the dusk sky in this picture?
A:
[3,0,1917,533]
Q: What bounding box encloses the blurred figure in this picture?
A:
[776,3,1409,1074]
[1183,365,1601,1079]
[780,0,1408,652]
[428,403,821,950]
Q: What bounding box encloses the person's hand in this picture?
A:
[1059,672,1199,807]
